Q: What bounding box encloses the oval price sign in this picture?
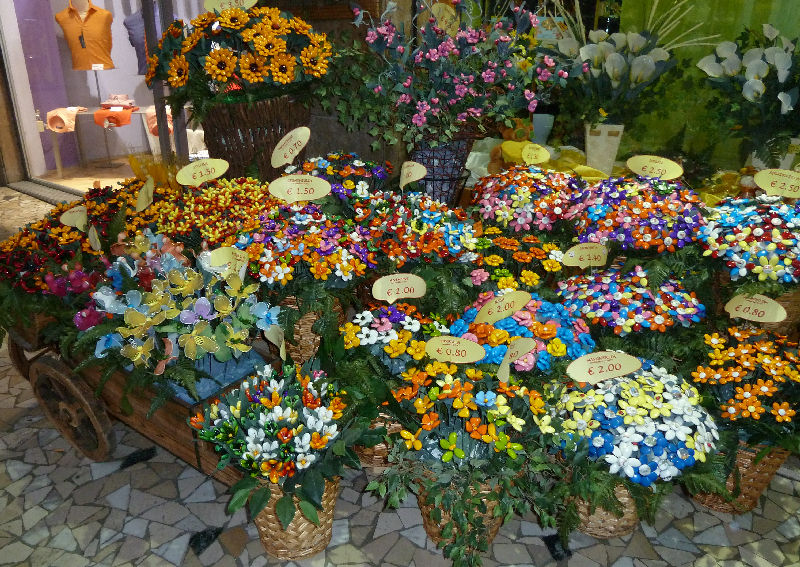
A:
[521,143,551,165]
[209,247,250,278]
[567,351,642,385]
[372,274,427,304]
[135,176,155,212]
[269,175,331,204]
[60,205,88,232]
[176,158,228,187]
[754,169,800,198]
[400,161,427,189]
[474,291,532,325]
[725,294,787,323]
[271,127,311,168]
[497,337,538,383]
[204,0,257,11]
[627,155,683,180]
[425,336,485,364]
[562,243,608,268]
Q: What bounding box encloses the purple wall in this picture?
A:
[13,0,79,170]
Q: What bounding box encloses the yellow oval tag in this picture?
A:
[400,161,427,189]
[209,247,250,278]
[626,155,683,180]
[521,143,551,165]
[271,127,311,168]
[88,225,102,251]
[269,175,331,204]
[204,0,257,11]
[60,205,88,232]
[725,294,787,323]
[176,159,228,187]
[372,274,427,304]
[753,169,800,198]
[430,2,459,35]
[497,337,538,383]
[567,351,642,385]
[425,336,485,364]
[135,176,155,212]
[474,291,532,325]
[562,243,608,268]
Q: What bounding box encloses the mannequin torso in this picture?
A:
[55,0,115,70]
[71,0,89,20]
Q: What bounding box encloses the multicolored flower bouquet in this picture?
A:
[146,7,332,120]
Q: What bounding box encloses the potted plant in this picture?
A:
[190,361,381,559]
[696,24,800,168]
[146,6,333,179]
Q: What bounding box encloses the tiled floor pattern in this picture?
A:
[1,343,800,567]
[0,188,57,241]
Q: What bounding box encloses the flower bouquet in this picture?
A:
[689,327,799,511]
[697,24,800,168]
[190,362,379,559]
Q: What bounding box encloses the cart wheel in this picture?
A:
[29,357,116,461]
[6,335,45,381]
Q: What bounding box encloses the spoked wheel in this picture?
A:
[29,357,116,461]
[6,335,46,381]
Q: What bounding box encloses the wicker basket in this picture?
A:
[418,482,504,549]
[575,484,638,539]
[279,296,344,365]
[354,414,402,472]
[411,128,481,207]
[253,477,340,560]
[201,96,309,181]
[8,313,55,351]
[693,443,790,514]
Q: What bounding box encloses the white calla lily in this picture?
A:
[778,92,794,114]
[764,46,784,65]
[696,54,723,77]
[605,52,628,87]
[597,41,616,59]
[781,37,795,52]
[588,29,609,43]
[715,41,738,59]
[742,79,766,102]
[763,24,780,41]
[557,37,580,58]
[721,56,742,76]
[650,48,670,62]
[774,51,792,83]
[610,33,627,49]
[742,48,764,67]
[630,55,656,83]
[745,60,769,81]
[626,32,647,53]
[579,43,603,66]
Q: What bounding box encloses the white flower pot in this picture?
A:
[584,123,624,175]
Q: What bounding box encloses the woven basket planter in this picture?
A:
[411,126,481,207]
[575,484,638,539]
[278,296,344,365]
[354,414,402,472]
[253,477,340,560]
[418,482,504,549]
[693,443,790,514]
[201,96,309,181]
[8,313,55,351]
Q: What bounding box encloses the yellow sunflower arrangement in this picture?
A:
[146,6,332,120]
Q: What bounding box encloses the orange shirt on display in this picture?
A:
[55,1,115,71]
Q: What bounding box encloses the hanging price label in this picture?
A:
[372,274,427,304]
[430,2,459,35]
[400,161,427,189]
[754,169,800,198]
[562,242,608,268]
[521,143,551,165]
[208,247,250,278]
[497,337,538,383]
[474,291,532,324]
[626,155,683,180]
[135,176,155,212]
[60,205,88,232]
[725,294,787,323]
[567,351,641,385]
[269,175,331,203]
[426,336,485,364]
[271,127,311,168]
[88,225,102,251]
[263,324,286,361]
[176,158,228,187]
[204,0,257,11]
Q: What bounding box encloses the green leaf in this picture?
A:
[231,476,258,494]
[227,488,251,514]
[298,500,320,525]
[275,494,296,530]
[302,469,325,508]
[248,486,271,518]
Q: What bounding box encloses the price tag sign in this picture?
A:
[562,243,608,268]
[91,63,105,71]
[474,291,532,324]
[208,247,250,278]
[176,158,228,187]
[372,274,427,304]
[263,324,286,361]
[725,294,787,323]
[521,143,551,165]
[430,2,459,35]
[426,336,485,364]
[627,155,683,180]
[400,161,427,189]
[567,351,642,385]
[497,337,537,383]
[60,205,88,232]
[136,176,155,212]
[269,175,331,204]
[754,169,800,198]
[271,127,311,168]
[204,0,258,11]
[88,225,102,251]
